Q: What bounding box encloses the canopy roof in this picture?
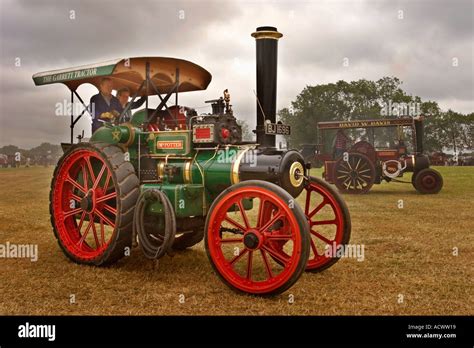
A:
[32,57,212,95]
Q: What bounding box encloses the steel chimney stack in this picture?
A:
[251,26,283,148]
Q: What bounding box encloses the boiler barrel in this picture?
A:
[193,147,306,198]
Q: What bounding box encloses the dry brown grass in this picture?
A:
[0,165,472,315]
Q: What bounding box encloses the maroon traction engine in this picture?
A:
[315,118,443,194]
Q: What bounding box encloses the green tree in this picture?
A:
[421,101,444,152]
[279,77,472,154]
[29,142,63,158]
[280,77,414,148]
[0,145,22,155]
[435,110,473,156]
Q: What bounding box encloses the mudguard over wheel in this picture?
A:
[205,180,310,296]
[50,142,139,266]
[413,168,443,194]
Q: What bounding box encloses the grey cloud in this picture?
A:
[2,0,239,65]
[372,0,473,40]
[0,0,472,148]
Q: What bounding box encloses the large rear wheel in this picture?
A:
[205,180,310,296]
[334,152,375,194]
[50,142,139,266]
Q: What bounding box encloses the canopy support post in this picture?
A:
[70,90,74,144]
[412,125,417,154]
[175,68,179,107]
[146,77,179,128]
[69,90,94,141]
[72,91,92,122]
[145,62,150,116]
[175,68,180,128]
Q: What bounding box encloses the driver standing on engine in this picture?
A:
[90,78,122,133]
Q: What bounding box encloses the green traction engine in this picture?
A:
[34,27,351,295]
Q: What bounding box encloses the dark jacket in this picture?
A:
[90,93,123,132]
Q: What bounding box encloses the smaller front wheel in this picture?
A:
[413,168,443,194]
[205,180,310,296]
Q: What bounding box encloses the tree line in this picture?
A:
[279,77,473,155]
[0,142,63,166]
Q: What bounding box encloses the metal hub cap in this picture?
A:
[80,190,95,213]
[422,175,435,188]
[243,231,261,250]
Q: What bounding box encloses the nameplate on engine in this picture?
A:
[150,130,191,156]
[156,140,184,150]
[265,123,291,135]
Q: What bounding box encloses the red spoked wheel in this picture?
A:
[50,143,139,265]
[303,176,351,272]
[334,152,375,194]
[269,177,351,272]
[205,180,310,296]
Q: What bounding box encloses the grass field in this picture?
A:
[0,166,472,315]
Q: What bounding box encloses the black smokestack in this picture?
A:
[414,117,424,154]
[251,26,283,148]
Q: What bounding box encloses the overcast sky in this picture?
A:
[0,0,472,148]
